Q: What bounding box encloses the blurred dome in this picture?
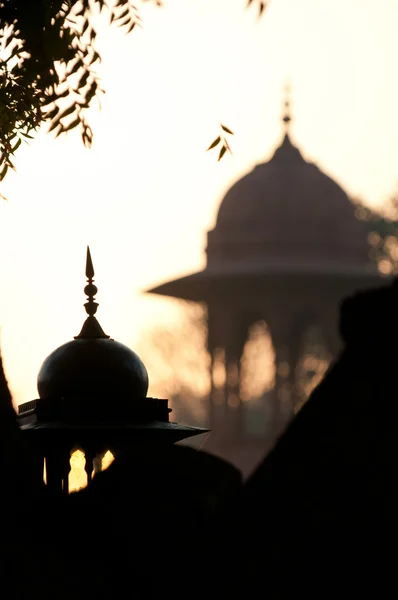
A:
[207,132,370,273]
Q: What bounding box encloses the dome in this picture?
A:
[207,132,371,272]
[146,94,381,304]
[37,248,149,404]
[37,338,148,400]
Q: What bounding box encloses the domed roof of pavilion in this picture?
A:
[207,97,371,274]
[147,94,380,302]
[213,133,364,258]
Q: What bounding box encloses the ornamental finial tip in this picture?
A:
[282,81,292,132]
[84,246,97,318]
[86,245,94,280]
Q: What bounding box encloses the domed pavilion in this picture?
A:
[18,247,206,493]
[147,95,383,450]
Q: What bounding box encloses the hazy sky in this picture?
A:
[1,0,398,406]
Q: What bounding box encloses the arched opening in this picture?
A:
[295,325,331,412]
[68,449,115,493]
[240,320,275,437]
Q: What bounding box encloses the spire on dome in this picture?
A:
[282,81,292,135]
[74,246,110,340]
[270,84,303,161]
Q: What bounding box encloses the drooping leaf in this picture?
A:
[207,136,221,151]
[117,7,130,20]
[77,70,90,89]
[57,104,76,121]
[64,117,81,132]
[119,16,133,27]
[259,2,267,16]
[45,107,59,121]
[221,124,234,135]
[218,145,227,161]
[12,138,21,152]
[48,119,61,133]
[0,164,8,182]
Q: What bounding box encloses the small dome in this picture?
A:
[37,338,148,400]
[37,247,149,403]
[18,247,208,445]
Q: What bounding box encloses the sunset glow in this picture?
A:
[0,0,397,407]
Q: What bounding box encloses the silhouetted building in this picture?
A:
[18,248,205,493]
[148,93,382,470]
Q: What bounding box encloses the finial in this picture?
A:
[74,246,110,340]
[282,81,292,132]
[86,245,95,280]
[84,246,98,318]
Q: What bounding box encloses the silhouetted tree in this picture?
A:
[352,194,398,276]
[0,0,267,184]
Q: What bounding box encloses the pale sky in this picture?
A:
[1,0,398,406]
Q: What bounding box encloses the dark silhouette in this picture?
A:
[2,278,398,598]
[232,279,398,598]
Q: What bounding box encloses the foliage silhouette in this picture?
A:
[0,0,268,183]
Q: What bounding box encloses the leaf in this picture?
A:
[64,117,80,132]
[221,124,234,135]
[12,138,21,152]
[57,104,76,121]
[218,145,227,161]
[48,119,60,133]
[207,136,221,151]
[45,107,59,121]
[117,7,130,20]
[119,16,133,28]
[0,164,8,182]
[89,51,101,66]
[83,81,98,106]
[67,59,84,76]
[54,123,64,138]
[259,1,267,16]
[77,70,90,89]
